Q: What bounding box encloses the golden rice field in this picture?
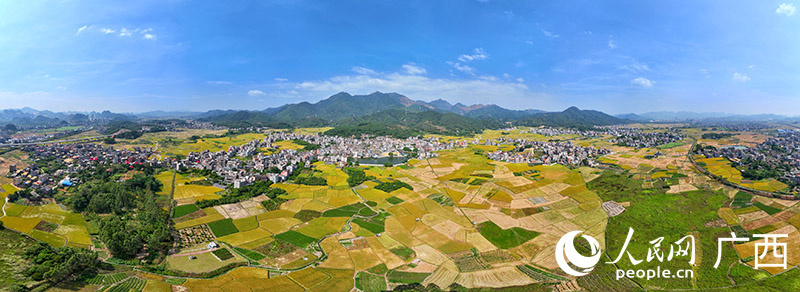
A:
[158,133,269,157]
[1,202,92,248]
[156,171,223,202]
[697,156,789,192]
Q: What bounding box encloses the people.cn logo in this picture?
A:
[555,231,603,276]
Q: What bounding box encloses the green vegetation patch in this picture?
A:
[274,230,317,248]
[375,180,413,193]
[233,247,267,261]
[386,196,404,205]
[344,167,376,187]
[387,270,430,284]
[106,276,146,292]
[516,265,569,282]
[427,193,454,206]
[389,247,415,261]
[82,272,128,285]
[322,202,369,217]
[753,202,781,215]
[587,171,735,289]
[253,240,298,258]
[356,271,387,292]
[352,212,390,234]
[476,221,540,249]
[366,263,389,274]
[207,219,240,237]
[657,142,686,149]
[173,204,200,218]
[0,229,38,288]
[731,191,753,208]
[261,197,289,211]
[293,209,322,222]
[211,248,235,260]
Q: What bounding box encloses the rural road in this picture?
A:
[1,197,7,217]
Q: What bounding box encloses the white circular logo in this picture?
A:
[555,230,602,276]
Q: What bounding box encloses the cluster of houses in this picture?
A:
[502,126,685,150]
[608,130,684,149]
[8,143,159,194]
[503,126,607,137]
[0,126,91,146]
[177,132,461,186]
[695,129,800,187]
[485,138,611,166]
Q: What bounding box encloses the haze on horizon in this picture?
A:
[0,1,798,115]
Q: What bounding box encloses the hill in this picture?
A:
[324,109,501,138]
[518,106,626,129]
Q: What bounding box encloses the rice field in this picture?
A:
[1,202,92,247]
[697,157,789,192]
[156,171,223,202]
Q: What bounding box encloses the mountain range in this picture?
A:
[4,91,796,136]
[198,92,626,134]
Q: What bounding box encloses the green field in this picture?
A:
[274,230,317,248]
[106,276,146,292]
[207,219,240,237]
[212,248,235,260]
[233,246,267,261]
[476,221,540,249]
[322,203,370,217]
[356,272,387,292]
[753,202,781,215]
[173,204,200,218]
[0,229,37,288]
[588,171,736,289]
[731,191,753,208]
[386,196,404,205]
[386,270,430,284]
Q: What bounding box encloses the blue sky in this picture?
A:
[0,1,798,115]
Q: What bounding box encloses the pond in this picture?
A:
[721,145,748,150]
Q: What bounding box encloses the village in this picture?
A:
[694,129,800,186]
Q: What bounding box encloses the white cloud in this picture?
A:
[776,3,796,16]
[75,26,157,41]
[525,40,534,46]
[402,63,427,75]
[457,48,488,62]
[274,78,289,82]
[447,61,475,75]
[75,25,89,35]
[541,29,560,39]
[351,66,377,75]
[516,77,525,83]
[619,62,650,73]
[699,68,709,75]
[733,72,751,82]
[608,35,617,49]
[631,77,654,87]
[248,89,266,96]
[208,81,233,85]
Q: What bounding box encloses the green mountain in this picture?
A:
[324,108,501,138]
[199,92,627,132]
[270,92,433,122]
[518,106,625,129]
